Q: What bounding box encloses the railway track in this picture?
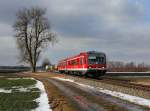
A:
[101,76,150,92]
[55,72,150,92]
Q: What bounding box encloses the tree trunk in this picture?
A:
[31,63,36,72]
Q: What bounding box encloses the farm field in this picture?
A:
[0,75,50,111]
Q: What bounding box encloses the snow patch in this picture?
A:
[16,87,39,92]
[0,89,12,93]
[8,85,37,92]
[53,77,75,82]
[7,78,21,80]
[53,77,150,108]
[98,88,150,108]
[0,87,36,93]
[34,80,52,111]
[7,77,34,80]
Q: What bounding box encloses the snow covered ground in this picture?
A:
[34,79,52,111]
[0,89,11,93]
[53,77,150,108]
[7,77,35,80]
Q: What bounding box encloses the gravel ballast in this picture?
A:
[63,76,150,100]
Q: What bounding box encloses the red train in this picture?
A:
[57,51,107,77]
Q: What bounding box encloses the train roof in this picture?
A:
[58,51,106,64]
[87,51,105,53]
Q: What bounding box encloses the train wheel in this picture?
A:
[84,73,89,78]
[94,74,100,78]
[67,71,70,74]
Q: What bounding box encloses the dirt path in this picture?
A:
[21,73,77,111]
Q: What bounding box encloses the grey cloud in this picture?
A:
[0,0,145,38]
[46,0,144,37]
[0,37,18,66]
[0,0,44,37]
[0,0,150,65]
[0,23,13,36]
[0,0,42,24]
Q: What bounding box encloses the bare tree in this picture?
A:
[13,7,56,72]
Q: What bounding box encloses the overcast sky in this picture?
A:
[0,0,150,66]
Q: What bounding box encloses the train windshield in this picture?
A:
[88,53,106,64]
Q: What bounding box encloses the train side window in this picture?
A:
[80,58,82,65]
[82,58,84,64]
[71,60,74,65]
[73,60,76,65]
[84,58,86,64]
[73,59,77,65]
[68,61,70,65]
[75,59,78,65]
[77,59,79,65]
[67,61,69,65]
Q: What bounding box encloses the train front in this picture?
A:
[87,51,107,76]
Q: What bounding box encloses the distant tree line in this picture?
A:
[108,61,150,72]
